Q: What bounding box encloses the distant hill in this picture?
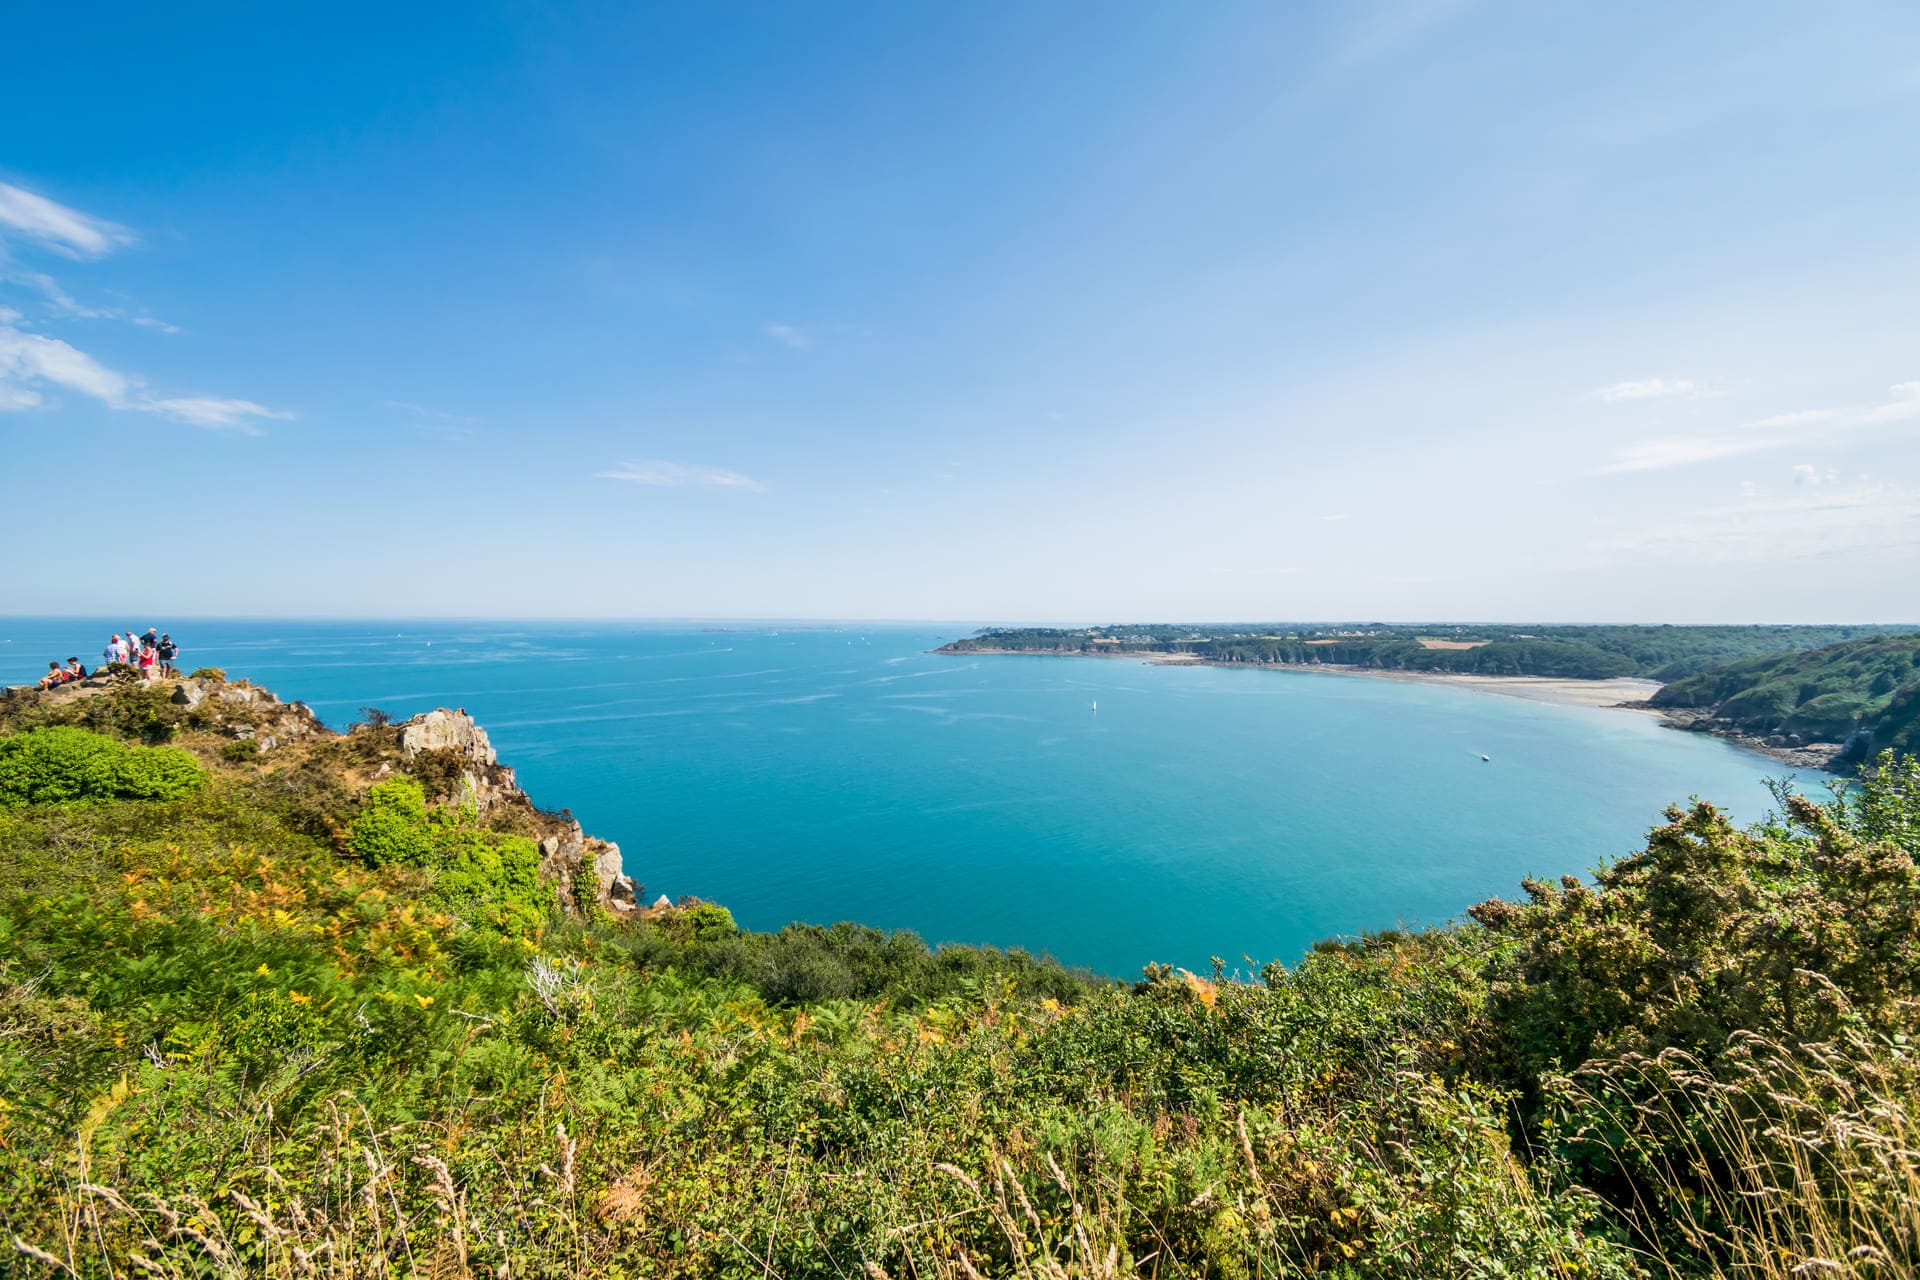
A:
[939,623,1913,682]
[1649,632,1920,764]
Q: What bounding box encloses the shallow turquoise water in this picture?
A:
[2,619,1790,976]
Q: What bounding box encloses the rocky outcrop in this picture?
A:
[1637,704,1845,771]
[187,679,322,753]
[396,706,641,918]
[396,708,518,810]
[532,825,641,919]
[3,671,647,921]
[401,708,498,766]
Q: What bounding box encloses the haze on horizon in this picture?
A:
[2,2,1918,626]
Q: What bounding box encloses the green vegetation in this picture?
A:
[943,623,1913,681]
[0,725,205,806]
[2,674,1918,1278]
[1651,631,1920,761]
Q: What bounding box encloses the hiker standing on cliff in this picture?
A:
[103,634,126,668]
[158,633,179,677]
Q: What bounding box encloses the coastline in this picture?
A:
[937,646,1844,772]
[1625,704,1845,773]
[938,646,1658,708]
[1231,662,1664,709]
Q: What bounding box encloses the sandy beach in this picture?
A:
[1258,665,1664,709]
[943,646,1661,709]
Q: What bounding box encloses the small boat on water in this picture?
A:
[1091,700,1098,713]
[1481,754,1491,762]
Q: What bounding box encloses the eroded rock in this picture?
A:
[400,708,498,766]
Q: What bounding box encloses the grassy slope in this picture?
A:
[3,674,1918,1278]
[1651,632,1920,755]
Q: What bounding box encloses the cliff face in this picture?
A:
[390,705,641,918]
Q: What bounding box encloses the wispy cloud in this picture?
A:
[387,399,478,439]
[1,264,181,332]
[1598,477,1920,564]
[0,182,135,259]
[143,396,293,430]
[0,316,290,432]
[1591,377,1715,402]
[1598,380,1920,474]
[1598,433,1767,473]
[0,182,285,428]
[0,324,135,408]
[597,460,767,493]
[765,323,810,349]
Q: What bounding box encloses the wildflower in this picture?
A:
[288,990,312,1004]
[415,994,435,1008]
[255,963,272,976]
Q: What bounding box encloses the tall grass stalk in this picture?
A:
[1560,1029,1920,1279]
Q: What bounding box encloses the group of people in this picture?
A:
[105,629,182,680]
[33,628,182,691]
[35,656,90,690]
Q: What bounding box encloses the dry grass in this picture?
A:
[10,1118,592,1280]
[1559,1028,1920,1279]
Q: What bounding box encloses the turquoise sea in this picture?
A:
[1,619,1789,977]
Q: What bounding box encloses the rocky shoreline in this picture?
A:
[1628,703,1847,773]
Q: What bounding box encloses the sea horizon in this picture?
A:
[1,615,1790,977]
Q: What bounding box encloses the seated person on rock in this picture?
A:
[36,662,70,690]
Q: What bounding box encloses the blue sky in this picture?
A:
[3,1,1917,622]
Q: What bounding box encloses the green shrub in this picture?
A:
[406,746,471,800]
[345,777,433,866]
[0,727,206,807]
[187,667,227,681]
[1473,757,1920,1080]
[431,827,552,936]
[341,778,551,935]
[683,901,737,941]
[220,738,259,763]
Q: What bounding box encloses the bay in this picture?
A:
[1,617,1787,977]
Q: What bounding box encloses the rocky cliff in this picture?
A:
[390,705,641,917]
[9,670,645,920]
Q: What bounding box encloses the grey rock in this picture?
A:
[171,680,206,709]
[593,841,639,914]
[399,708,498,765]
